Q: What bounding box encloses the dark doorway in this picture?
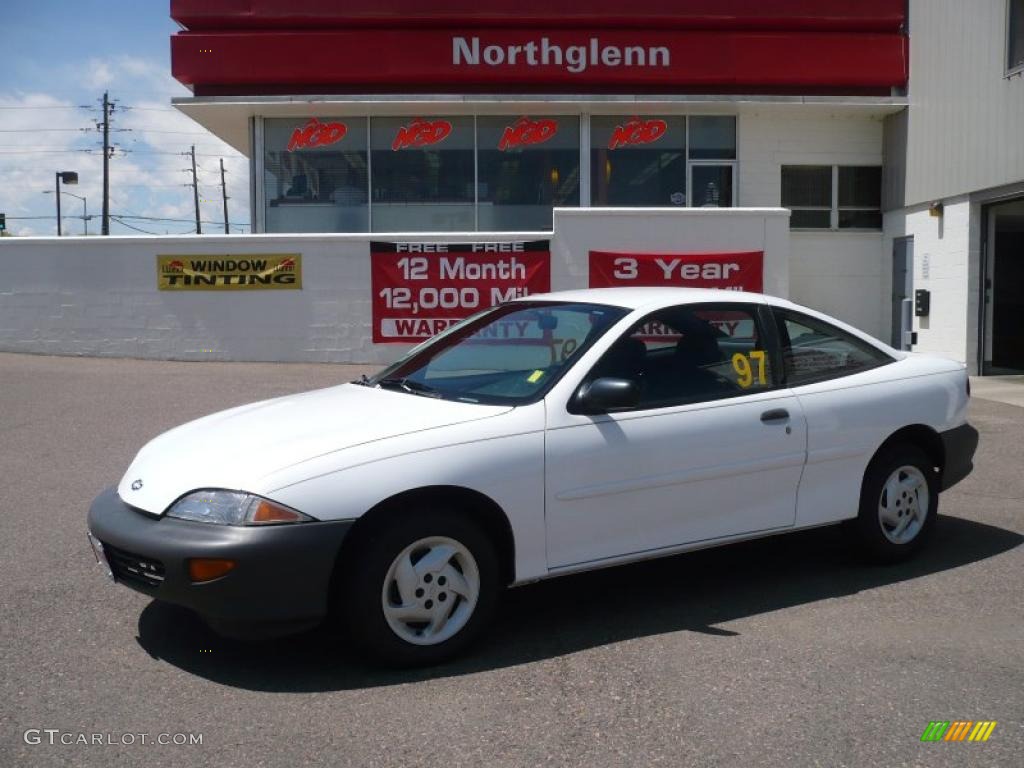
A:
[984,200,1024,373]
[891,237,913,349]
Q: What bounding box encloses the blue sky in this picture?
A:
[0,1,250,236]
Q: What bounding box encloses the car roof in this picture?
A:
[515,286,769,312]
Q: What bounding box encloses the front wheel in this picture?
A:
[853,444,938,562]
[340,509,499,666]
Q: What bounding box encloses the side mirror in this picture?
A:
[574,377,640,414]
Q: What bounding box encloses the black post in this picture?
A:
[220,158,229,234]
[101,91,110,236]
[191,145,202,235]
[55,172,62,237]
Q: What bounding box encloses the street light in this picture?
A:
[43,189,88,236]
[53,171,79,236]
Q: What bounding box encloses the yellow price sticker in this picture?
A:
[527,370,545,384]
[732,350,767,388]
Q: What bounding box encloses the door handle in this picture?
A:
[760,408,790,423]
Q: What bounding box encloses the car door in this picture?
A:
[544,301,808,570]
[769,307,903,528]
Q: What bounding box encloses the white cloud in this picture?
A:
[84,59,115,89]
[0,55,250,237]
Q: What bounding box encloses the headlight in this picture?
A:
[165,490,316,526]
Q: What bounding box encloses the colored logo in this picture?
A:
[164,260,184,273]
[608,117,668,150]
[392,119,452,150]
[920,721,997,742]
[287,118,348,152]
[498,117,558,151]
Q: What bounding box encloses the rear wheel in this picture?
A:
[853,444,938,562]
[340,508,499,666]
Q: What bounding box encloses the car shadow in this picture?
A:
[135,515,1021,692]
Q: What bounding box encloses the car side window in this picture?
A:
[585,303,775,410]
[774,309,893,386]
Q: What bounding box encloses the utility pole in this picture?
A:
[219,158,230,234]
[190,145,202,234]
[100,91,111,236]
[55,176,62,237]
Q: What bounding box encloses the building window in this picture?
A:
[837,166,882,229]
[589,115,736,208]
[590,116,686,207]
[1010,0,1024,72]
[781,165,882,230]
[261,114,741,233]
[781,165,832,228]
[688,116,736,160]
[263,118,369,233]
[688,116,737,208]
[690,164,734,208]
[477,116,580,231]
[370,116,475,232]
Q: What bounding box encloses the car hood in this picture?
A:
[117,383,511,514]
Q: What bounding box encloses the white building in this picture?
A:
[8,1,1018,371]
[883,0,1024,374]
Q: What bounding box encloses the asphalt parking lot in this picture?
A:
[1,352,1021,768]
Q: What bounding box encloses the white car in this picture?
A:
[88,288,978,665]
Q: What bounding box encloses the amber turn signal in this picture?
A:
[188,558,237,583]
[249,499,306,524]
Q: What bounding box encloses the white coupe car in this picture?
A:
[88,288,978,665]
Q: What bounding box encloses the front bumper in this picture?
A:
[87,487,353,635]
[940,423,980,491]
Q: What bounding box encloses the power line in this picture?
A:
[0,149,99,155]
[127,128,214,136]
[0,145,97,149]
[114,213,251,226]
[0,128,91,133]
[0,105,91,111]
[122,149,246,158]
[109,216,162,235]
[5,213,249,226]
[18,183,190,190]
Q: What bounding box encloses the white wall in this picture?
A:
[0,235,390,364]
[738,104,888,338]
[0,208,790,364]
[882,196,974,365]
[551,207,789,298]
[888,0,1024,208]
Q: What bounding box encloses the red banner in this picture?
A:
[371,241,551,343]
[589,250,763,292]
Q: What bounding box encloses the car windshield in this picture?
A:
[364,301,629,405]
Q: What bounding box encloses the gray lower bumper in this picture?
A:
[87,488,353,634]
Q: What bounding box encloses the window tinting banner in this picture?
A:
[371,241,551,343]
[157,254,301,290]
[589,251,763,292]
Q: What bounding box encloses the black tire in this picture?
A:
[339,507,500,667]
[853,443,939,563]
